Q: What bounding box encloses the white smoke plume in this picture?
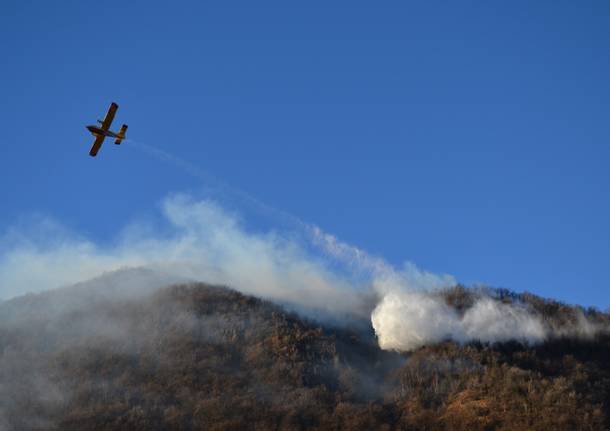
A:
[0,192,602,351]
[0,194,367,318]
[309,227,549,350]
[371,291,547,351]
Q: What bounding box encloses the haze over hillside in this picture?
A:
[1,197,609,430]
[1,268,609,430]
[3,195,606,350]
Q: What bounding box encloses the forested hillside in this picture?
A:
[1,281,609,430]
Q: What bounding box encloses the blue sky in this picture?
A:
[1,1,609,308]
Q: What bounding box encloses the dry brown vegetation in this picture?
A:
[0,282,609,430]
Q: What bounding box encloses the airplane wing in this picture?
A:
[89,134,105,157]
[100,102,118,131]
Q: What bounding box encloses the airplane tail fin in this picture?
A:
[114,124,128,145]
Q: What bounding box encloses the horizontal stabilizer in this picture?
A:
[114,124,128,145]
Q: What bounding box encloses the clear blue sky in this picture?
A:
[1,1,609,308]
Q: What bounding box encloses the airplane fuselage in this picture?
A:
[86,125,121,139]
[86,102,127,156]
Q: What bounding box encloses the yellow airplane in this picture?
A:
[86,102,128,157]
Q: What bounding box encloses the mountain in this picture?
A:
[1,272,609,430]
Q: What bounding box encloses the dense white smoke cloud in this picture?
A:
[371,292,547,351]
[309,232,544,350]
[0,193,599,352]
[372,290,458,351]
